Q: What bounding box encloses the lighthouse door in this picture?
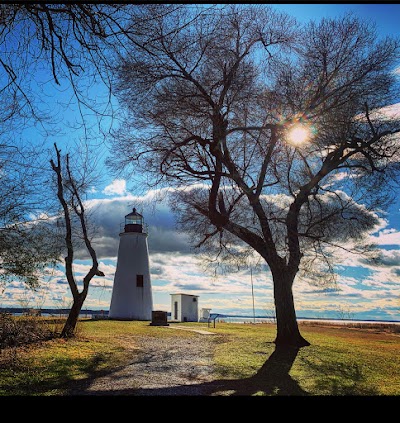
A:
[174,301,178,320]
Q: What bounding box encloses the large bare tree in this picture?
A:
[108,5,400,347]
[50,143,104,337]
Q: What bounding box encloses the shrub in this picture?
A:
[0,312,59,349]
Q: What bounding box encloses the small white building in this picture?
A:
[170,293,198,322]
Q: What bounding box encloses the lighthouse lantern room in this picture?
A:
[109,208,153,320]
[124,208,143,232]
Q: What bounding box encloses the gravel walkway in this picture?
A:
[68,327,218,396]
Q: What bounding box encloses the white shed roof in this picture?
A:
[170,293,199,297]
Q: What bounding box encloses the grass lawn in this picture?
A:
[206,322,400,395]
[0,318,398,396]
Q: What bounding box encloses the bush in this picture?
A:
[0,312,59,349]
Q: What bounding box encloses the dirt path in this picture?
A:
[68,327,218,396]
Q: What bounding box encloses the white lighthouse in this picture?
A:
[109,208,153,320]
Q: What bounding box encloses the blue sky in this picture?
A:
[2,4,400,321]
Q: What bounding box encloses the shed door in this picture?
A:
[174,301,178,320]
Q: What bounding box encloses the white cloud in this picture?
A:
[71,261,116,277]
[370,228,400,246]
[3,183,400,321]
[102,179,127,196]
[150,252,264,295]
[371,102,400,122]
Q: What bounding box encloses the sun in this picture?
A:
[287,125,311,145]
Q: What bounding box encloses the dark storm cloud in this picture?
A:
[147,226,192,254]
[78,196,192,259]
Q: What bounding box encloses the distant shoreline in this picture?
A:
[1,307,399,325]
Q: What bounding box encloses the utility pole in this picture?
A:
[250,267,255,324]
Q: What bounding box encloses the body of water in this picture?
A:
[214,315,400,325]
[2,308,399,326]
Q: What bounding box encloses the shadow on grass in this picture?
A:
[299,356,379,396]
[2,353,115,396]
[4,342,379,396]
[65,345,308,396]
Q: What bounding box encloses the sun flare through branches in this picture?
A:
[287,124,311,145]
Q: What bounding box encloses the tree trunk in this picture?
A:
[273,270,310,348]
[60,293,86,338]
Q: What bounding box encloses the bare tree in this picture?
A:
[108,5,400,348]
[0,4,123,292]
[335,305,355,321]
[50,143,104,338]
[264,303,277,324]
[0,4,206,134]
[0,4,131,130]
[0,5,211,291]
[0,143,62,289]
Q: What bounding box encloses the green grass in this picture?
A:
[202,322,400,395]
[1,319,399,396]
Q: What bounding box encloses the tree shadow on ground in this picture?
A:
[200,345,307,396]
[299,355,379,396]
[66,345,308,396]
[2,353,112,396]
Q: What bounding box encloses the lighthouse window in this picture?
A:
[136,275,144,287]
[193,298,197,302]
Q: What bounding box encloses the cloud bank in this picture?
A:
[2,184,399,321]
